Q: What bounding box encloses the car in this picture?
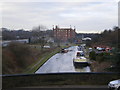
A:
[97,47,103,51]
[61,48,68,53]
[108,79,120,90]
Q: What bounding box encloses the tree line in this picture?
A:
[91,26,119,48]
[2,25,53,40]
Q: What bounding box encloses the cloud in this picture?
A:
[0,0,119,2]
[1,1,118,33]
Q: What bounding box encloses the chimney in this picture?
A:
[56,25,58,29]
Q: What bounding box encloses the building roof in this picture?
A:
[53,25,75,30]
[54,28,75,30]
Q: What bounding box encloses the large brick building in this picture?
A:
[53,25,76,42]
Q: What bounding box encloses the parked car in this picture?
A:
[61,48,68,53]
[108,79,120,90]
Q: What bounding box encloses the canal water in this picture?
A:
[35,46,91,74]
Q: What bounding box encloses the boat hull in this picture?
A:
[73,61,90,67]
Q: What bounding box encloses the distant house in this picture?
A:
[53,25,76,42]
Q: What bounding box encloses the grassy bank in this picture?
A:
[24,47,61,74]
[2,43,38,74]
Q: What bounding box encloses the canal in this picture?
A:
[35,46,91,73]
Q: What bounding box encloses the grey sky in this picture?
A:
[1,0,118,33]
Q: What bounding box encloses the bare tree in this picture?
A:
[32,25,46,36]
[31,25,47,50]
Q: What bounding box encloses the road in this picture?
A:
[35,46,91,74]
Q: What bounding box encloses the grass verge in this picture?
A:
[24,48,60,74]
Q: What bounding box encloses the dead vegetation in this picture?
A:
[90,60,112,72]
[2,42,51,74]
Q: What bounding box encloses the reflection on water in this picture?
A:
[75,66,91,72]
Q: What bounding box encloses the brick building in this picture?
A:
[53,25,76,42]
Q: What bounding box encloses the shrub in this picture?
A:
[96,53,104,63]
[95,52,111,63]
[89,51,96,60]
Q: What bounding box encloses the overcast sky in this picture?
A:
[0,0,119,33]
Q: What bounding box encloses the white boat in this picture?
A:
[73,57,90,67]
